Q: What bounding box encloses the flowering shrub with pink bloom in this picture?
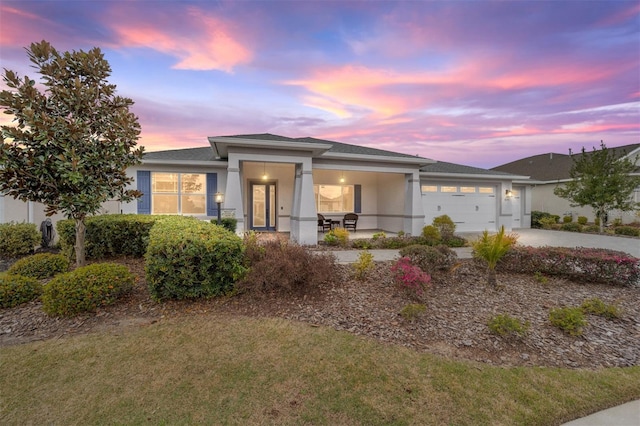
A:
[499,246,639,287]
[391,257,432,299]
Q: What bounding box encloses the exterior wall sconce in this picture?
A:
[214,192,224,224]
[262,162,267,181]
[505,189,513,199]
[340,172,345,183]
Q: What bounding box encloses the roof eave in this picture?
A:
[421,171,531,180]
[208,136,332,157]
[142,159,228,167]
[321,151,434,166]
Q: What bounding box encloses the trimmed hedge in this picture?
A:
[614,226,640,237]
[145,216,246,301]
[0,223,40,257]
[0,274,42,308]
[57,214,161,259]
[7,253,70,279]
[500,246,639,287]
[41,263,134,316]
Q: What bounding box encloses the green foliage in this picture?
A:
[580,298,621,319]
[577,216,588,225]
[487,314,530,337]
[421,225,441,245]
[324,228,349,247]
[472,226,518,287]
[352,250,374,281]
[432,215,456,240]
[562,215,573,223]
[549,307,587,336]
[0,274,42,308]
[351,239,372,250]
[584,224,601,233]
[534,271,548,284]
[145,216,246,301]
[238,240,336,293]
[554,142,640,233]
[0,41,145,267]
[614,226,640,237]
[372,231,386,241]
[211,218,237,233]
[57,215,159,260]
[443,235,467,247]
[399,303,426,321]
[399,244,457,275]
[0,223,40,257]
[560,222,582,232]
[531,211,558,229]
[41,263,134,316]
[538,217,559,230]
[500,246,639,287]
[7,253,69,279]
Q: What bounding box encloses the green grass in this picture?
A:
[1,315,639,425]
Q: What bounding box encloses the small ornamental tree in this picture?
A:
[0,41,144,266]
[554,142,640,233]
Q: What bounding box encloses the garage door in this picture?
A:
[422,184,497,232]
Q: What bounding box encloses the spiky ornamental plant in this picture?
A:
[0,41,144,267]
[554,142,640,233]
[472,226,518,287]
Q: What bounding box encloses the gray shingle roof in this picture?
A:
[144,147,217,162]
[421,161,514,176]
[492,144,640,181]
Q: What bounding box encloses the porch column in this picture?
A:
[291,160,317,245]
[404,171,425,236]
[225,155,245,235]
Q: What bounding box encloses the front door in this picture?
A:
[250,182,277,231]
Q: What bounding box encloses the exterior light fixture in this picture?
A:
[340,172,345,183]
[214,192,224,224]
[262,162,267,180]
[505,189,513,199]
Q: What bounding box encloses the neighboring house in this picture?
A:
[121,133,531,245]
[1,133,532,245]
[492,144,640,224]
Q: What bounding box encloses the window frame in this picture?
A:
[314,184,355,213]
[151,172,207,215]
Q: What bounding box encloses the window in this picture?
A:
[461,186,476,193]
[314,184,354,213]
[421,185,437,193]
[441,186,458,193]
[151,173,206,215]
[479,187,495,194]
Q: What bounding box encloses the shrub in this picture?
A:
[352,250,374,281]
[584,225,600,233]
[372,232,386,241]
[500,246,639,287]
[376,236,413,249]
[432,215,456,240]
[146,216,246,301]
[549,307,587,336]
[562,215,573,223]
[538,217,558,230]
[238,240,336,293]
[421,225,441,245]
[351,239,373,250]
[472,226,518,287]
[487,314,530,337]
[58,214,160,260]
[211,218,237,233]
[531,211,556,229]
[612,218,623,227]
[323,232,339,246]
[534,271,548,284]
[614,226,640,237]
[41,263,134,316]
[560,222,582,232]
[391,257,431,300]
[577,216,588,225]
[443,235,467,247]
[399,244,457,275]
[7,253,70,279]
[580,298,621,319]
[0,274,42,308]
[399,303,426,321]
[332,227,350,246]
[0,223,40,257]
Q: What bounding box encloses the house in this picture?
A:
[1,133,532,245]
[120,133,531,245]
[492,143,640,224]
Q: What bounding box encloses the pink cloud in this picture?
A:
[107,6,252,72]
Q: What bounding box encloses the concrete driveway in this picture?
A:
[461,228,639,258]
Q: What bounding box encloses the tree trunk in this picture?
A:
[487,267,497,288]
[74,218,87,267]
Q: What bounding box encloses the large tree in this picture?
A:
[554,141,640,233]
[0,40,144,266]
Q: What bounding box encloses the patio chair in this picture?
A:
[317,213,332,233]
[342,213,358,232]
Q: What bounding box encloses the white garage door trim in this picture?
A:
[422,183,498,232]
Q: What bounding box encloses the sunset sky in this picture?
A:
[0,0,638,168]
